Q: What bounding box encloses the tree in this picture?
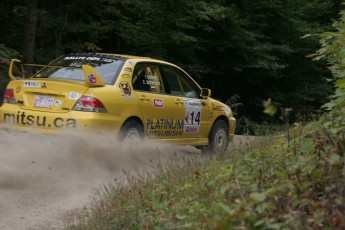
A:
[0,0,342,125]
[23,0,37,64]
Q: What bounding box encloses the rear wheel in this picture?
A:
[119,120,144,142]
[200,120,229,154]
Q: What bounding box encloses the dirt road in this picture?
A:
[0,131,253,230]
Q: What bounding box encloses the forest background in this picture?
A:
[0,0,343,133]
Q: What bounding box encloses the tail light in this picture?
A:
[72,96,107,112]
[4,89,16,104]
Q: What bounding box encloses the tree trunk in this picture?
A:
[23,0,37,64]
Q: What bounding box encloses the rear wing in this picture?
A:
[8,59,105,87]
[8,59,24,80]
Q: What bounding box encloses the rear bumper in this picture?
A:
[0,104,125,135]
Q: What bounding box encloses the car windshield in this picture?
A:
[31,54,125,85]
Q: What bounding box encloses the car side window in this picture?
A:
[162,65,199,98]
[132,63,165,93]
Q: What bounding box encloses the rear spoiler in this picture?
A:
[8,59,105,87]
[8,59,24,80]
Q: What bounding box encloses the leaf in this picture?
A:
[328,154,341,165]
[219,202,232,214]
[254,219,266,227]
[250,192,266,202]
[301,34,314,39]
[336,79,345,88]
[220,183,231,194]
[175,214,187,220]
[263,98,277,117]
[264,105,278,117]
[335,196,344,206]
[299,138,315,153]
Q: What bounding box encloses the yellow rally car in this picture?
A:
[0,53,236,154]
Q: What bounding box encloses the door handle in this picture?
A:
[139,96,150,102]
[174,99,184,105]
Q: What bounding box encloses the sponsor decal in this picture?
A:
[142,79,160,86]
[145,118,184,137]
[146,118,184,130]
[15,86,21,93]
[54,100,62,106]
[3,111,77,129]
[64,56,113,63]
[128,61,134,65]
[183,99,202,134]
[146,75,157,80]
[153,98,164,108]
[69,92,79,100]
[146,130,183,137]
[124,67,132,72]
[185,126,198,133]
[23,81,40,88]
[65,56,87,60]
[185,100,201,107]
[142,73,159,85]
[139,73,161,92]
[119,81,131,96]
[88,74,97,84]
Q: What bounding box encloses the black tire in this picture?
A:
[119,120,144,142]
[203,120,229,154]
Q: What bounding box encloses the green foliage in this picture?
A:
[0,43,20,66]
[263,98,278,117]
[0,44,20,105]
[64,119,345,229]
[225,94,242,117]
[312,7,345,145]
[314,9,345,111]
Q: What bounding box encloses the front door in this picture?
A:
[161,65,210,139]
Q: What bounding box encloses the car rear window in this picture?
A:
[32,54,125,85]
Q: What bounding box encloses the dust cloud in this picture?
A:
[0,129,200,230]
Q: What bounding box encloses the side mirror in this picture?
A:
[8,59,24,80]
[201,88,211,98]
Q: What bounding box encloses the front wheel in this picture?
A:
[200,120,229,154]
[119,120,144,142]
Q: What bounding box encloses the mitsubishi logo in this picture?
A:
[42,82,47,88]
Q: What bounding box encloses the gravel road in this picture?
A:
[0,131,254,230]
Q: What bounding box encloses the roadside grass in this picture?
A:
[64,119,345,230]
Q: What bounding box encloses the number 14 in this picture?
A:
[190,111,200,125]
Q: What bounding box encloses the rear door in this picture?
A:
[132,63,178,139]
